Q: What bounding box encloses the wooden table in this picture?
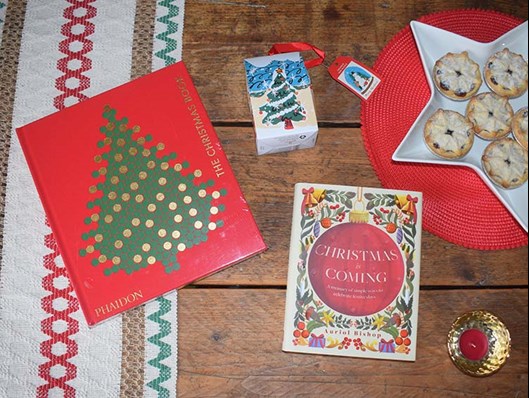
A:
[169,1,529,396]
[1,1,525,397]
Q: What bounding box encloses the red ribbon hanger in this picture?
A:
[268,42,326,69]
[267,42,381,100]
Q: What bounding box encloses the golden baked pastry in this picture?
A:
[466,92,513,140]
[512,107,528,150]
[433,51,482,101]
[482,137,528,189]
[484,48,528,98]
[424,109,475,159]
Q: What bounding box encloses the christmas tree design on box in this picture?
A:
[283,183,422,361]
[244,52,319,155]
[17,62,266,326]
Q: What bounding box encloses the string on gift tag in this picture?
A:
[268,42,382,100]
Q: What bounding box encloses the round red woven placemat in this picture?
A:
[361,9,528,250]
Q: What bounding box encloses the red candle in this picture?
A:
[459,329,489,361]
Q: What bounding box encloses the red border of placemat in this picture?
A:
[361,9,528,250]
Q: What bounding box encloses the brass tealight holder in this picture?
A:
[447,310,511,377]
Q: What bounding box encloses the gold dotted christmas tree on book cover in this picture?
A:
[80,106,226,275]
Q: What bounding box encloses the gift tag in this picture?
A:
[267,44,381,101]
[328,56,381,100]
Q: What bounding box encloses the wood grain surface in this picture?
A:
[197,127,529,288]
[183,0,529,124]
[0,1,525,396]
[177,0,528,396]
[178,289,527,397]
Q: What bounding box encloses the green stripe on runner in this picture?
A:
[147,1,182,396]
[154,0,179,66]
[146,295,173,398]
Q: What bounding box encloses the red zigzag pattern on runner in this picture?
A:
[37,1,97,396]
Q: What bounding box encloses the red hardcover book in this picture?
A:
[17,62,266,326]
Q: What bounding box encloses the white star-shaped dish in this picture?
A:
[393,20,528,231]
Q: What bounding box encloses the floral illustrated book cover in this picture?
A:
[16,62,266,326]
[282,183,423,361]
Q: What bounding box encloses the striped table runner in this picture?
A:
[0,1,185,396]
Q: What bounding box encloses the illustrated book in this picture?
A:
[17,62,267,326]
[282,183,422,361]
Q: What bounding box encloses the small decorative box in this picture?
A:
[244,52,319,155]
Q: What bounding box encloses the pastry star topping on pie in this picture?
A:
[424,109,475,159]
[466,92,514,140]
[485,48,528,98]
[433,51,482,101]
[482,137,528,189]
